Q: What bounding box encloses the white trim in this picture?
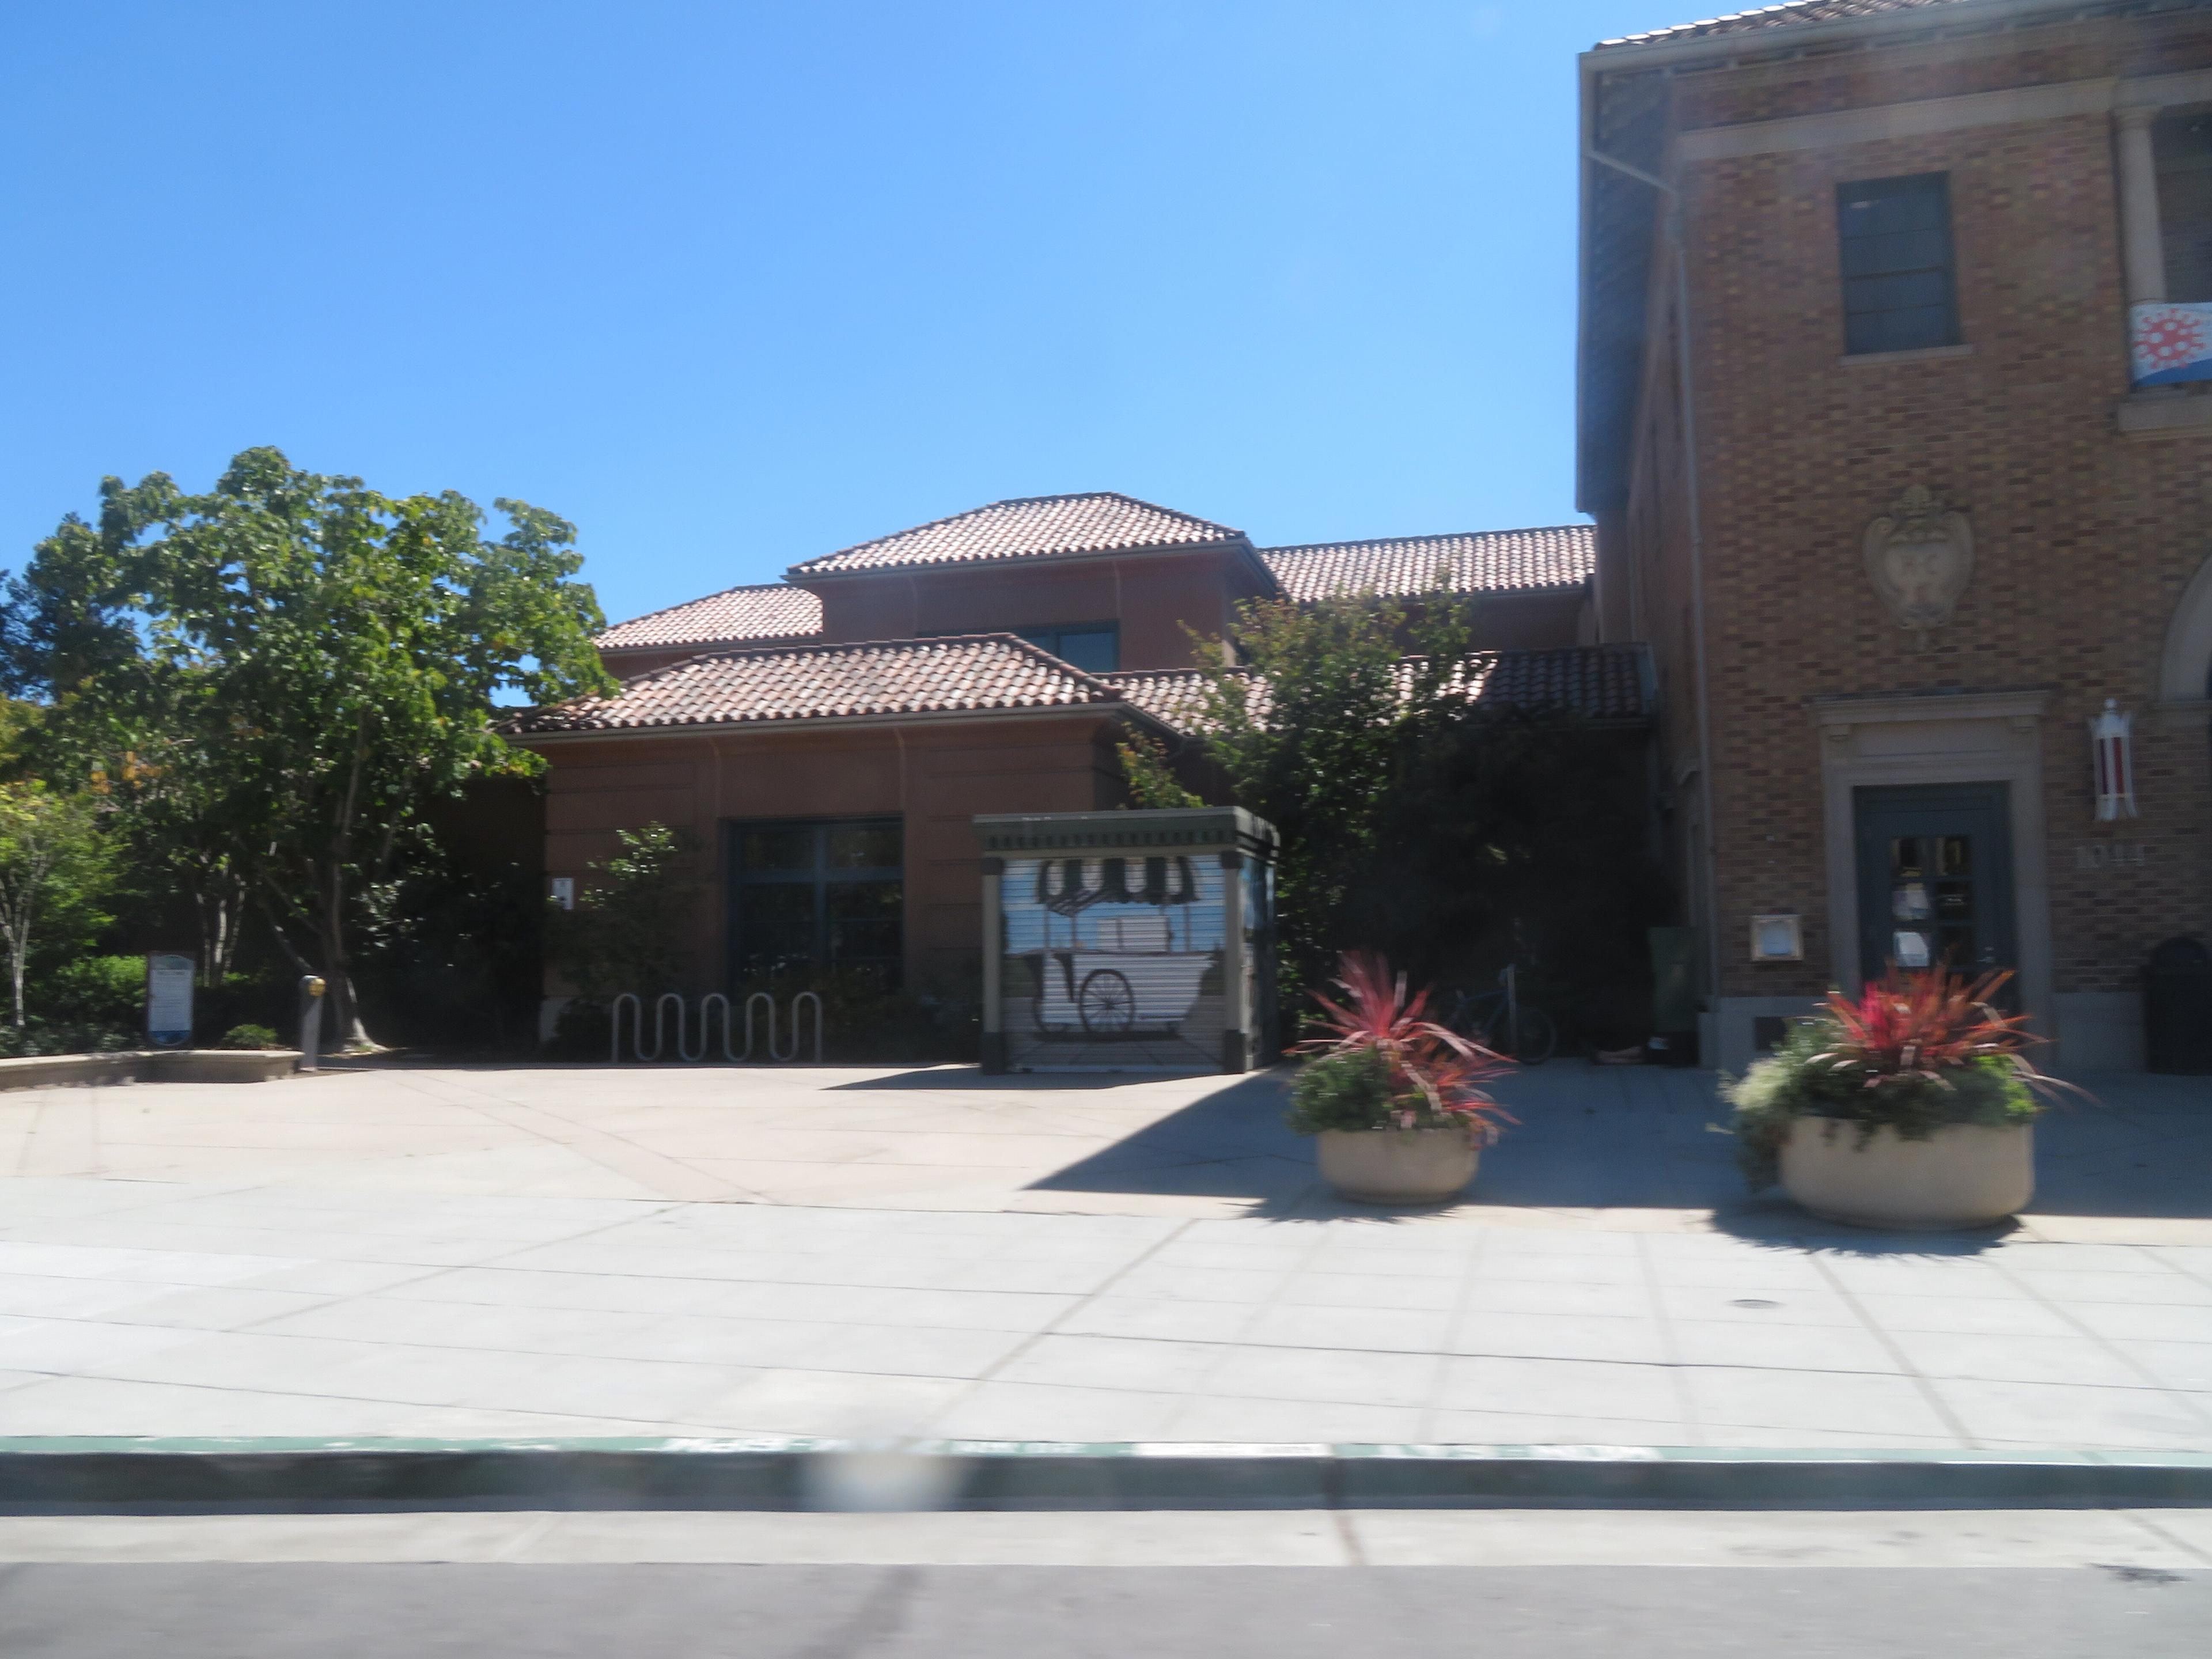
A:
[2159,555,2212,702]
[2116,394,2212,440]
[1677,77,2115,162]
[2116,68,2212,113]
[1840,343,1976,367]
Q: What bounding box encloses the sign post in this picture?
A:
[145,953,195,1050]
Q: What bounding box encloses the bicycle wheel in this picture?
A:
[1485,1003,1557,1065]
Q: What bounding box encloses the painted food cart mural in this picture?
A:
[1002,854,1228,1068]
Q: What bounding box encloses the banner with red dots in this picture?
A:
[2130,302,2212,388]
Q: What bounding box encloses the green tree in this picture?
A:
[547,824,702,999]
[1162,593,1478,1003]
[3,449,616,1046]
[1139,590,1664,1039]
[0,783,119,1027]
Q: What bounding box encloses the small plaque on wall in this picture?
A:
[1749,914,1804,963]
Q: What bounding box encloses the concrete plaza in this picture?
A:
[0,1062,2206,1449]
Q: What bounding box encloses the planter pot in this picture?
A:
[1779,1118,2034,1230]
[1316,1127,1479,1205]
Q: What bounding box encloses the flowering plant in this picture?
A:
[1725,964,2083,1189]
[1285,951,1516,1142]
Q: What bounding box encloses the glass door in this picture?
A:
[1853,783,2014,986]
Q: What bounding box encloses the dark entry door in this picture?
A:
[1853,783,2015,985]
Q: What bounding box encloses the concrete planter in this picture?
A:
[1316,1127,1479,1206]
[1780,1118,2034,1230]
[0,1050,300,1092]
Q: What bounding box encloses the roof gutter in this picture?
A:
[1585,0,2140,72]
[507,698,1187,749]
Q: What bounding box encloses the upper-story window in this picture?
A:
[2156,111,2212,301]
[1014,623,1118,673]
[1837,173,1961,355]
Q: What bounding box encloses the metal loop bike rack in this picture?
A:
[606,991,823,1065]
[773,991,823,1064]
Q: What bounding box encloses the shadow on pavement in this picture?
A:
[1023,1070,1319,1201]
[1013,1059,2212,1223]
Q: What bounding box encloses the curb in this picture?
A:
[2,1438,2209,1513]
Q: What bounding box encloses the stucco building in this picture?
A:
[515,494,1643,1018]
[1579,0,2212,1071]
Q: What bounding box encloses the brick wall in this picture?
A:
[1611,14,2212,1006]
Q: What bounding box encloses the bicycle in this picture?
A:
[1446,966,1558,1065]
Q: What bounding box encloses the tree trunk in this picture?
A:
[319,874,372,1051]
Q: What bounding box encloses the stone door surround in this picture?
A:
[1809,689,2056,1036]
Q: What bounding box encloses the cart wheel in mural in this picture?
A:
[1077,969,1137,1035]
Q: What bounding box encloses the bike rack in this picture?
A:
[607,991,825,1065]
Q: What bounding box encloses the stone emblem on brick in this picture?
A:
[1863,484,1972,645]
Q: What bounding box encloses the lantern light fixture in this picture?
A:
[2089,698,2138,821]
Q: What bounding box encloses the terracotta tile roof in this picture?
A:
[512,635,1126,734]
[595,582,824,653]
[1467,646,1652,721]
[1104,645,1652,733]
[789,493,1245,578]
[1596,0,1965,50]
[1100,669,1229,732]
[1259,526,1594,603]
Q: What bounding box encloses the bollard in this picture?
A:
[297,975,326,1073]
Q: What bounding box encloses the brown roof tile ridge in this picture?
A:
[787,491,1249,576]
[1258,522,1596,556]
[615,630,1119,692]
[596,580,819,645]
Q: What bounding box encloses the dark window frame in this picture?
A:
[921,622,1121,672]
[1837,172,1962,356]
[726,816,903,989]
[1011,622,1120,673]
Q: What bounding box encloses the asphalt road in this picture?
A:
[1,1563,2205,1658]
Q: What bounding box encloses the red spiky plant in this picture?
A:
[1814,964,2078,1103]
[1298,950,1517,1138]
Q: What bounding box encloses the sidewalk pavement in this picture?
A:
[0,1063,2205,1453]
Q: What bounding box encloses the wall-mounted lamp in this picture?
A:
[2089,698,2138,821]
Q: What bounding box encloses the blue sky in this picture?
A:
[2,1,1677,630]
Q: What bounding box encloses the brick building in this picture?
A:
[514,494,1644,1021]
[1580,0,2212,1071]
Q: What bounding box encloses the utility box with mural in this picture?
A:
[975,808,1278,1075]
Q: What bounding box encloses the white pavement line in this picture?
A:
[0,1510,2207,1568]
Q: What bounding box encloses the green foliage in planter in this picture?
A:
[1726,1019,2039,1191]
[1286,1047,1484,1135]
[218,1024,282,1051]
[1286,1048,1398,1134]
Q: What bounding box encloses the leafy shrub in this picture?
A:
[1286,1048,1399,1133]
[1724,967,2071,1190]
[218,1024,282,1051]
[0,1019,138,1058]
[38,955,145,1032]
[1285,951,1513,1139]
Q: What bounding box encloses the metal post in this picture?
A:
[979,857,1006,1073]
[1504,964,1520,1059]
[297,976,325,1074]
[1219,851,1248,1073]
